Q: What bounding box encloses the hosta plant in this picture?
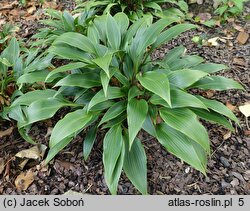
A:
[4,13,243,194]
[75,0,189,20]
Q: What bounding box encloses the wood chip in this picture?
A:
[237,32,249,44]
[0,127,14,139]
[233,57,247,66]
[226,102,236,111]
[0,158,5,174]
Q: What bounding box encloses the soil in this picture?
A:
[0,1,249,195]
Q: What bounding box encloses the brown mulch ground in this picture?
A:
[0,1,250,195]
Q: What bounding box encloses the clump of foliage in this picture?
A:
[75,0,189,20]
[214,0,249,21]
[3,12,244,194]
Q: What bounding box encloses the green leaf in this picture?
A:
[45,137,73,164]
[168,55,204,71]
[103,125,124,195]
[107,14,121,50]
[153,24,197,49]
[196,96,239,124]
[19,98,76,128]
[168,69,208,89]
[49,109,93,148]
[49,45,92,63]
[138,71,171,106]
[46,62,87,81]
[150,88,207,109]
[144,2,162,11]
[142,115,157,137]
[92,53,113,78]
[88,87,125,111]
[114,12,129,35]
[62,11,75,31]
[54,73,101,88]
[190,76,244,91]
[170,88,207,109]
[123,135,147,195]
[17,71,50,84]
[162,46,186,64]
[102,113,127,129]
[83,125,97,161]
[53,32,96,54]
[2,37,20,65]
[99,101,126,126]
[160,108,210,153]
[128,86,143,101]
[127,99,148,149]
[156,123,207,174]
[191,108,234,131]
[191,63,228,74]
[11,90,58,107]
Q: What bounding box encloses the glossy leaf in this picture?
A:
[83,125,97,161]
[190,76,244,90]
[196,96,239,124]
[160,108,210,153]
[123,135,147,195]
[54,73,101,88]
[99,101,126,126]
[46,62,87,81]
[103,125,124,195]
[156,123,207,174]
[49,109,93,148]
[191,108,234,131]
[168,69,208,89]
[138,71,171,106]
[88,87,125,111]
[127,99,148,149]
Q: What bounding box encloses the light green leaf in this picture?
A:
[54,73,101,88]
[17,71,50,84]
[107,14,121,50]
[190,76,244,90]
[123,135,147,195]
[49,109,93,148]
[138,71,171,106]
[2,37,20,65]
[127,99,148,149]
[92,53,113,78]
[11,90,58,107]
[160,108,210,153]
[83,125,97,161]
[114,12,129,35]
[46,62,87,81]
[103,125,124,195]
[156,123,207,174]
[53,32,96,54]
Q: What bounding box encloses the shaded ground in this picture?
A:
[0,1,249,195]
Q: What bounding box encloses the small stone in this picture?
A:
[68,181,75,188]
[221,181,231,188]
[220,157,230,167]
[230,178,239,187]
[232,172,245,183]
[244,170,250,180]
